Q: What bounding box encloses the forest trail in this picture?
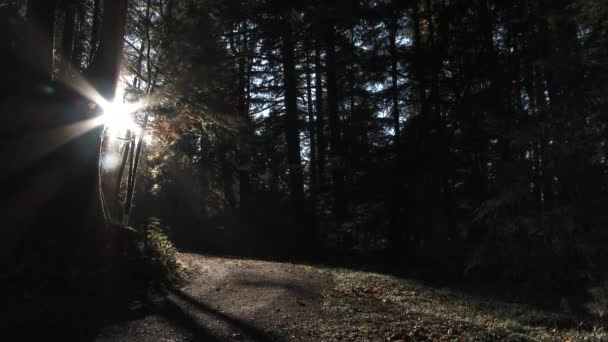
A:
[94,253,605,341]
[95,254,331,341]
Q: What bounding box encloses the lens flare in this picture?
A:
[101,101,141,133]
[102,152,121,170]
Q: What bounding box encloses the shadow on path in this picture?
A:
[148,289,275,342]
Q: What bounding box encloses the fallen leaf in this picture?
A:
[483,314,495,328]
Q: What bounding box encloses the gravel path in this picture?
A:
[94,254,331,342]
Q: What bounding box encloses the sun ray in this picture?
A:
[5,65,161,175]
[6,116,106,175]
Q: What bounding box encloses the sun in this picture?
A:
[101,101,141,133]
[100,81,142,133]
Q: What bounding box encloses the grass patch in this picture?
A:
[298,264,607,341]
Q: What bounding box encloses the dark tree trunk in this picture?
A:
[388,16,400,146]
[314,39,326,189]
[5,0,129,266]
[305,39,317,197]
[123,116,149,224]
[124,132,136,220]
[198,130,210,221]
[89,0,102,64]
[326,27,346,222]
[220,143,236,209]
[64,0,129,234]
[115,131,132,202]
[28,0,58,80]
[87,0,128,97]
[71,0,87,68]
[238,22,251,221]
[123,0,153,224]
[402,0,427,248]
[281,22,304,211]
[60,0,76,75]
[238,167,250,217]
[387,13,402,250]
[133,41,145,89]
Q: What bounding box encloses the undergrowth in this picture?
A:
[138,217,189,286]
[298,265,608,341]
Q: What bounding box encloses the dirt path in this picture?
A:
[95,254,331,342]
[93,253,606,341]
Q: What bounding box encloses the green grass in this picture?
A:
[297,265,607,341]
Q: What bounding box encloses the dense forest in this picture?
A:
[1,0,608,340]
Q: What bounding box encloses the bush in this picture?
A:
[139,217,189,286]
[587,279,608,321]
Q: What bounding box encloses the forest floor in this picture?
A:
[94,253,606,341]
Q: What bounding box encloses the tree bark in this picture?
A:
[388,16,400,146]
[89,0,102,64]
[71,0,87,68]
[220,143,236,209]
[314,38,326,189]
[123,0,152,225]
[123,116,149,224]
[238,22,251,221]
[60,0,76,76]
[281,21,304,210]
[305,39,317,197]
[124,131,136,217]
[28,0,58,80]
[326,27,346,222]
[115,131,132,203]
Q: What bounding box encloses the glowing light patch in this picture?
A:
[103,153,120,170]
[100,79,144,133]
[143,133,155,145]
[101,101,141,133]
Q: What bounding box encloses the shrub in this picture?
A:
[138,217,189,286]
[586,279,608,321]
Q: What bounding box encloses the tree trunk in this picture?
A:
[314,38,326,189]
[28,0,58,80]
[198,130,210,221]
[281,22,304,211]
[388,16,400,146]
[123,116,149,224]
[326,27,346,222]
[60,0,76,76]
[305,39,317,197]
[89,0,102,64]
[115,131,132,202]
[220,143,236,209]
[71,0,87,68]
[125,131,137,214]
[386,13,403,250]
[8,0,129,263]
[238,22,251,222]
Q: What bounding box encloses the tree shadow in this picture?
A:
[4,286,278,341]
[154,289,276,342]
